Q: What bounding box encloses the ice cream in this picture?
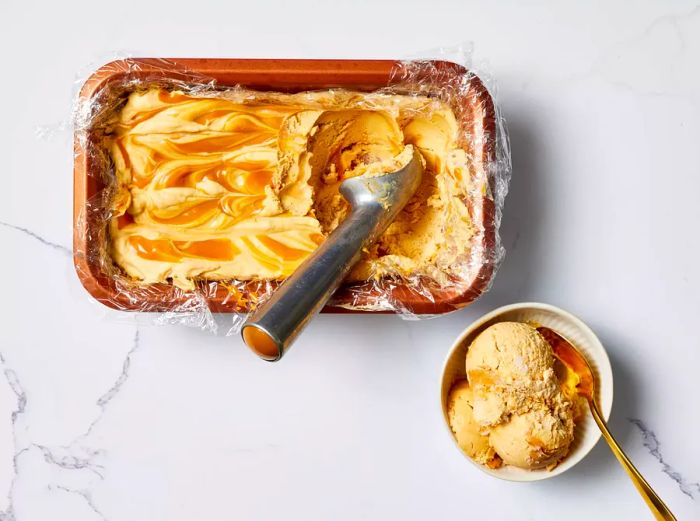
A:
[487,407,573,469]
[447,322,578,470]
[105,88,475,289]
[446,381,500,468]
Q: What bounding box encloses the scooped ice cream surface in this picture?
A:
[446,381,500,468]
[449,322,577,470]
[106,88,475,289]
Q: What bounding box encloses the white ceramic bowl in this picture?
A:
[440,302,613,482]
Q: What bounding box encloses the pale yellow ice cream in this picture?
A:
[448,322,577,470]
[105,88,474,289]
[466,322,563,426]
[446,381,500,468]
[488,407,573,469]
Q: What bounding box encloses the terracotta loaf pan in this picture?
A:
[73,58,498,314]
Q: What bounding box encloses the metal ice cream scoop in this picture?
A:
[241,149,424,361]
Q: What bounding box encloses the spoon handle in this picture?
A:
[588,399,676,521]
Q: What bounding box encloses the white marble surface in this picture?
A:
[2,1,699,519]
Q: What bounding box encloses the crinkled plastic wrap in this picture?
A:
[73,54,511,333]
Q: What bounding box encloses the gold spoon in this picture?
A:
[536,326,676,521]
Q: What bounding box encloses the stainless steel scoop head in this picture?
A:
[241,149,424,361]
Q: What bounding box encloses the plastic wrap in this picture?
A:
[73,54,511,333]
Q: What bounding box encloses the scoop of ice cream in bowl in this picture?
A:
[440,302,613,481]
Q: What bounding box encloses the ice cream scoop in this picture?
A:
[447,381,500,467]
[464,322,575,469]
[537,326,676,521]
[241,148,424,361]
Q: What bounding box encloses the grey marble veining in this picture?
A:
[0,222,70,256]
[2,1,700,519]
[630,418,700,499]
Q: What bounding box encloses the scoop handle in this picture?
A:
[589,399,677,521]
[241,203,385,361]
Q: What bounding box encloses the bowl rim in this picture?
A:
[439,301,614,482]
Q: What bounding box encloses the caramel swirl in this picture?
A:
[107,88,473,289]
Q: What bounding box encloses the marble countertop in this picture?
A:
[2,1,699,519]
